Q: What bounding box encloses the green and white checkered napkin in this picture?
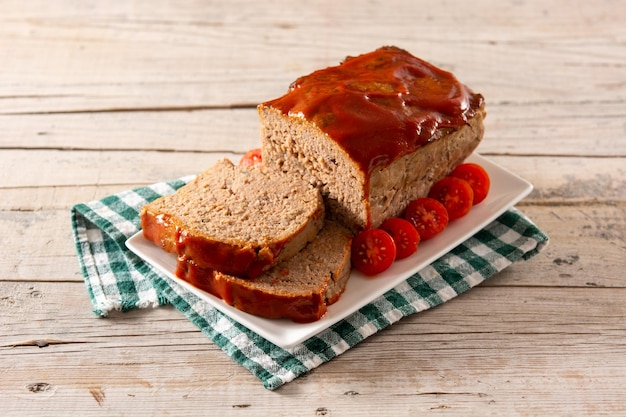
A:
[71,177,548,390]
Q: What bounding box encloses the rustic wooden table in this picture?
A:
[1,0,624,415]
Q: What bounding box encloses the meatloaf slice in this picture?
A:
[140,158,325,279]
[176,220,353,323]
[258,46,486,231]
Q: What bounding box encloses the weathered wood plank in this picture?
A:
[1,0,624,113]
[1,281,624,415]
[485,204,626,289]
[0,149,234,188]
[2,151,624,199]
[0,108,262,152]
[1,152,624,286]
[2,99,625,156]
[0,203,623,291]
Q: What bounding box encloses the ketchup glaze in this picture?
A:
[264,46,484,174]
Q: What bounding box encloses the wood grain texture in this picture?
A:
[1,0,625,415]
[1,281,624,415]
[2,99,626,156]
[1,0,624,113]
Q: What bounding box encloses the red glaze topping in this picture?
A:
[264,46,484,173]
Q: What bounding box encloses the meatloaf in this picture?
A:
[175,220,353,323]
[140,158,325,279]
[259,46,486,231]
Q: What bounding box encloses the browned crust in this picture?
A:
[174,221,353,323]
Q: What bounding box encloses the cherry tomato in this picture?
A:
[404,197,449,240]
[351,228,397,276]
[428,177,474,221]
[239,148,262,168]
[449,163,491,204]
[380,217,420,260]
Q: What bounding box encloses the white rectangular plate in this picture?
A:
[126,154,532,349]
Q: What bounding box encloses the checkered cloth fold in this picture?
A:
[71,177,548,390]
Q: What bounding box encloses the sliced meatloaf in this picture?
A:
[140,158,325,279]
[176,220,353,323]
[258,46,486,231]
